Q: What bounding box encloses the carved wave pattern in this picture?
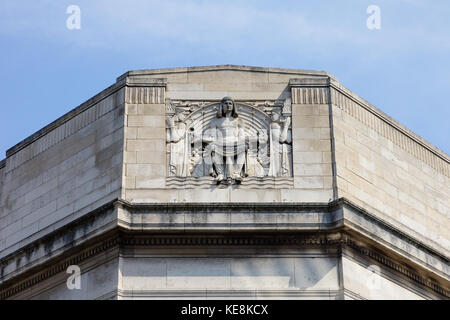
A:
[166,176,294,189]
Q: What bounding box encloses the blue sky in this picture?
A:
[1,0,449,157]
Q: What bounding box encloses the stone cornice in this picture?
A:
[114,198,449,278]
[119,232,448,298]
[0,197,448,297]
[0,234,119,300]
[289,78,331,88]
[0,199,118,280]
[125,77,167,87]
[0,230,448,299]
[116,64,335,82]
[336,198,449,262]
[116,199,332,213]
[342,236,448,298]
[116,289,343,299]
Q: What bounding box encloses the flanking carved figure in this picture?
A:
[268,112,292,177]
[166,112,189,177]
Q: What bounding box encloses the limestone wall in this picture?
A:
[0,87,125,259]
[331,85,450,255]
[291,103,334,202]
[122,68,334,203]
[341,257,424,300]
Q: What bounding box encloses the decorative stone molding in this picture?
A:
[120,233,344,247]
[125,87,165,104]
[125,77,167,87]
[291,87,330,104]
[290,78,331,104]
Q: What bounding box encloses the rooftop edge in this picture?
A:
[3,65,449,167]
[116,64,336,82]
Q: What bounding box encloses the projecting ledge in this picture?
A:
[0,198,448,294]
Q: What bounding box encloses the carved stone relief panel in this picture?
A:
[166,97,292,186]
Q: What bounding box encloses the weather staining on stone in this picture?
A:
[166,96,293,184]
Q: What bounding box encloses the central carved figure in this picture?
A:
[204,97,246,183]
